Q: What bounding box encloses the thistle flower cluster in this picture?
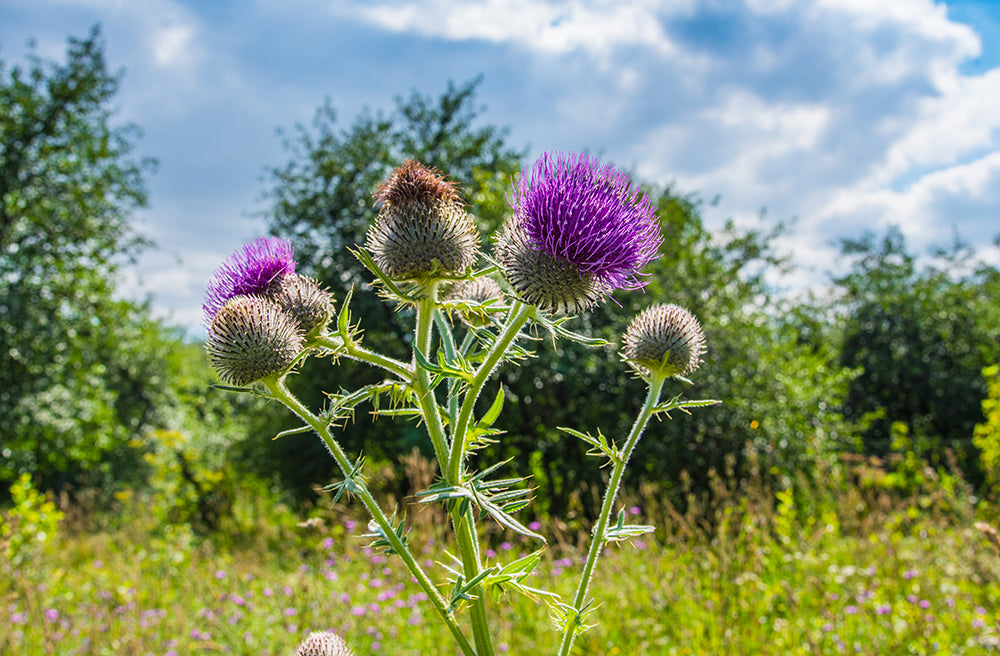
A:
[203,237,333,386]
[203,154,714,656]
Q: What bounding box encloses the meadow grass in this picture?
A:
[3,457,1000,655]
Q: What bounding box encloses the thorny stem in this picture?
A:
[314,334,413,381]
[415,289,496,656]
[447,301,531,485]
[557,374,666,656]
[263,377,477,656]
[413,291,453,472]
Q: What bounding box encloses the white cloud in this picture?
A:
[875,68,1000,183]
[822,151,1000,242]
[151,22,195,69]
[338,0,691,62]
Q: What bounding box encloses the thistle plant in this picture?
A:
[203,155,718,654]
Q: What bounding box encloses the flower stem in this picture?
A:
[415,290,496,656]
[314,334,413,381]
[447,301,531,484]
[556,375,665,656]
[262,377,477,656]
[413,290,453,484]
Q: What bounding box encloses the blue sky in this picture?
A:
[2,0,999,335]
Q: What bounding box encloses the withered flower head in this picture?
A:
[374,159,461,207]
[366,160,480,281]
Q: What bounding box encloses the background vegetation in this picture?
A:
[3,28,1000,655]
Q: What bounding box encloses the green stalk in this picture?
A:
[413,290,453,480]
[447,301,531,484]
[556,374,666,656]
[414,290,496,656]
[314,335,413,381]
[262,377,476,656]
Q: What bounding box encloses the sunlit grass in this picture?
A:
[4,461,1000,655]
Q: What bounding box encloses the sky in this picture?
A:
[2,0,999,336]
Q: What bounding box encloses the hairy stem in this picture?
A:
[314,334,413,381]
[415,290,495,656]
[557,375,665,656]
[263,377,476,656]
[447,301,531,484]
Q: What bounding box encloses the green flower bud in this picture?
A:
[622,304,706,379]
[366,160,479,281]
[267,273,334,337]
[205,295,304,386]
[295,631,355,656]
[445,277,505,327]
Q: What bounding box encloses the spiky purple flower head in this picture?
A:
[203,237,295,326]
[494,152,662,313]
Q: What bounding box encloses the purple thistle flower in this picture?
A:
[495,152,661,313]
[203,237,295,325]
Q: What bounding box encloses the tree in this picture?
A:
[834,227,1000,485]
[0,26,165,494]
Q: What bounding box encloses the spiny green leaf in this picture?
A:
[272,424,312,440]
[605,509,655,543]
[350,247,416,303]
[477,386,505,429]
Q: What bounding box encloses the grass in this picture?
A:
[3,457,1000,655]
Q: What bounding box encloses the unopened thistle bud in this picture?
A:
[445,277,505,327]
[205,295,304,386]
[365,159,479,280]
[622,304,706,379]
[494,152,662,314]
[267,273,334,337]
[295,631,355,656]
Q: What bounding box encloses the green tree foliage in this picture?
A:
[834,227,1000,485]
[973,365,1000,493]
[0,27,168,494]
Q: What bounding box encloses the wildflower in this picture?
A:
[366,160,479,281]
[622,304,707,379]
[495,152,661,313]
[203,237,295,325]
[205,295,304,386]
